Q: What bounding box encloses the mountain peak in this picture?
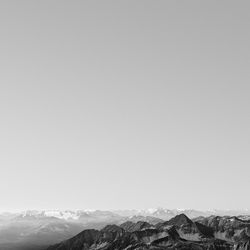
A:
[168,213,193,226]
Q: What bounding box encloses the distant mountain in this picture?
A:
[2,208,249,222]
[116,208,250,221]
[122,215,163,225]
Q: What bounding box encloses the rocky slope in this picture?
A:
[195,215,250,249]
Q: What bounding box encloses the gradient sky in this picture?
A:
[0,1,250,212]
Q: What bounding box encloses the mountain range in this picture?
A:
[47,213,250,250]
[0,209,250,250]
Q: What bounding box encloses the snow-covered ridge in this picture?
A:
[19,210,94,220]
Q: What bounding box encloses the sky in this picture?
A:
[0,1,250,212]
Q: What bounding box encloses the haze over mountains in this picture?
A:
[1,209,250,250]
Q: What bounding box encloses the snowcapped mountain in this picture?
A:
[19,210,84,221]
[12,208,250,221]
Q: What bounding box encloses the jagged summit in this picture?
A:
[167,213,193,226]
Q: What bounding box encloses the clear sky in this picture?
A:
[0,1,250,212]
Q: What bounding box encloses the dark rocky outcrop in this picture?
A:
[120,221,153,232]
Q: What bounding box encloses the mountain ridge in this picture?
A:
[46,214,250,250]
